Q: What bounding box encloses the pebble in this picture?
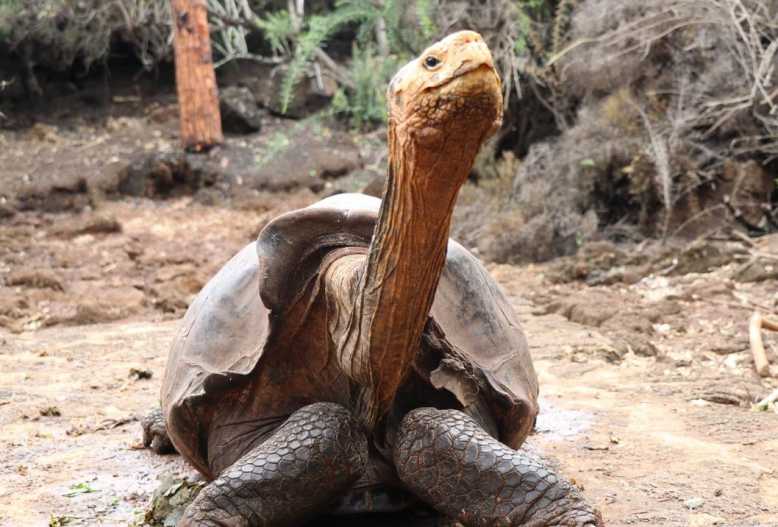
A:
[685,497,705,510]
[687,512,725,526]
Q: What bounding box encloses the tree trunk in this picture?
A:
[170,0,223,151]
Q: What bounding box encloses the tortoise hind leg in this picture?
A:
[141,408,176,454]
[179,402,368,527]
[394,408,602,527]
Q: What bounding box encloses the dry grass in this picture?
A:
[0,0,172,70]
[469,0,778,263]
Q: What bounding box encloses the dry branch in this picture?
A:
[749,311,778,377]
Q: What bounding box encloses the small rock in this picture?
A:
[602,313,654,334]
[687,512,724,526]
[611,332,660,357]
[638,276,683,302]
[6,270,64,291]
[709,340,746,355]
[51,214,122,238]
[129,368,153,380]
[219,86,262,134]
[685,280,733,299]
[45,303,126,327]
[733,258,778,282]
[76,215,122,236]
[698,387,750,406]
[685,497,705,510]
[641,300,682,322]
[0,202,16,219]
[583,443,609,451]
[40,406,62,417]
[664,242,734,275]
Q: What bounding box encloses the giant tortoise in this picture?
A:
[143,30,602,527]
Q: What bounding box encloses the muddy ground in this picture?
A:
[1,96,778,526]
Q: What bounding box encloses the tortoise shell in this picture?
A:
[160,193,538,477]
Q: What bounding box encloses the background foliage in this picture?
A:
[1,0,775,260]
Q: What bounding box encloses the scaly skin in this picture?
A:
[178,403,368,527]
[141,408,175,455]
[154,404,601,526]
[394,409,602,527]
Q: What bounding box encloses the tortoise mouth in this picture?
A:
[426,62,497,91]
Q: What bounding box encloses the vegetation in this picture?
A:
[0,0,775,261]
[329,44,402,128]
[473,0,778,262]
[0,0,171,70]
[207,0,442,126]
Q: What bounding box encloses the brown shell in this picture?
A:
[161,194,538,470]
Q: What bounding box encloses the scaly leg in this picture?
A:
[394,408,603,527]
[179,402,368,527]
[141,408,175,454]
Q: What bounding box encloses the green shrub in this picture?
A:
[330,44,401,128]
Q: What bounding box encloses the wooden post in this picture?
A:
[170,0,223,151]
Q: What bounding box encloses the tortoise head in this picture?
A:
[387,30,503,149]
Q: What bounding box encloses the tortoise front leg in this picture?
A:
[179,402,368,527]
[394,408,603,527]
[141,408,176,454]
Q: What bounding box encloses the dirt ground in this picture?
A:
[1,197,777,526]
[2,94,778,526]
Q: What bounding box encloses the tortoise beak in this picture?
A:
[450,37,497,79]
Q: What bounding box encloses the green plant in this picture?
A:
[279,1,378,113]
[0,0,20,38]
[254,9,295,56]
[0,1,172,71]
[416,0,438,40]
[63,481,97,498]
[206,0,439,118]
[48,515,72,527]
[330,44,400,128]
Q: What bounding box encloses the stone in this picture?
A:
[611,332,660,357]
[732,258,778,283]
[219,86,262,134]
[685,497,705,510]
[219,60,336,119]
[250,125,362,192]
[687,513,725,527]
[6,270,64,291]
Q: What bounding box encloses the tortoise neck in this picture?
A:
[352,122,472,424]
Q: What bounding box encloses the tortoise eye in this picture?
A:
[424,56,441,69]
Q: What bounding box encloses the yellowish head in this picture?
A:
[387,31,503,145]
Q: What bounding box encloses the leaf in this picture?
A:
[48,515,72,527]
[163,482,184,497]
[63,482,97,498]
[280,3,376,113]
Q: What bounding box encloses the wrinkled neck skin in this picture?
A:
[327,115,490,428]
